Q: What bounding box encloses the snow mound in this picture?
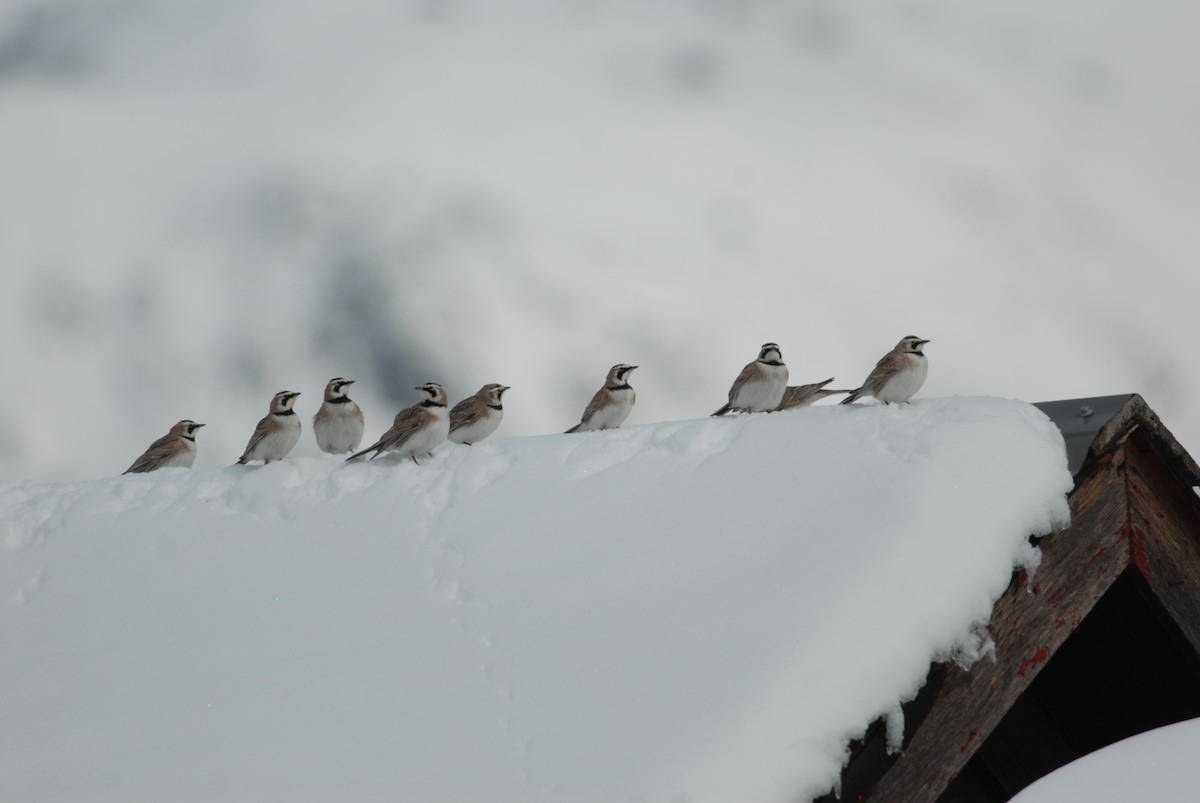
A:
[1011,718,1200,803]
[0,397,1072,803]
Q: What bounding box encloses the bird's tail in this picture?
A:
[711,403,732,417]
[235,456,248,465]
[840,388,864,405]
[345,444,375,461]
[564,423,581,434]
[819,379,854,395]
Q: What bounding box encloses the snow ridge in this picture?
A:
[1,397,1072,803]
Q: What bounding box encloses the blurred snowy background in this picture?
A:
[1,0,1197,482]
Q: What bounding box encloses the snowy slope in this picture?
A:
[1,0,1198,482]
[1,397,1072,802]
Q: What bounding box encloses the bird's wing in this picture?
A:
[862,352,904,395]
[576,387,610,427]
[448,398,479,433]
[237,416,273,463]
[124,434,178,474]
[726,361,758,403]
[377,407,428,453]
[348,410,411,460]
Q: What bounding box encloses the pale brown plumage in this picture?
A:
[312,378,365,454]
[237,391,302,464]
[774,379,853,411]
[565,364,637,433]
[123,420,204,474]
[347,383,449,463]
[448,384,509,445]
[712,343,788,416]
[841,336,930,405]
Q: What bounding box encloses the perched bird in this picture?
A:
[123,420,205,474]
[448,383,510,445]
[775,379,853,411]
[841,336,930,405]
[312,377,365,454]
[712,343,788,416]
[346,382,449,463]
[566,364,637,433]
[237,391,302,465]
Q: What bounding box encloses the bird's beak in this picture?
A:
[918,339,931,346]
[194,423,206,429]
[343,380,355,386]
[629,365,639,371]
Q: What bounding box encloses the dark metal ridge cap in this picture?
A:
[1034,393,1200,484]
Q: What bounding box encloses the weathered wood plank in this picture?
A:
[1125,432,1200,656]
[859,451,1131,802]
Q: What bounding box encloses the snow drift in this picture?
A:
[1,397,1072,802]
[1011,718,1200,803]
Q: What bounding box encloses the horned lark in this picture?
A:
[566,364,637,433]
[313,377,365,454]
[712,343,788,415]
[346,382,449,463]
[448,383,510,445]
[123,420,204,474]
[841,336,930,405]
[237,390,301,464]
[775,378,853,411]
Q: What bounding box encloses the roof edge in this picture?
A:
[1094,394,1200,486]
[1034,394,1199,484]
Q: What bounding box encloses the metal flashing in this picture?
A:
[1034,394,1136,476]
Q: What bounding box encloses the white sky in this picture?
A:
[1,0,1197,481]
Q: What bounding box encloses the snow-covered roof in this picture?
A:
[0,397,1072,802]
[823,391,1200,803]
